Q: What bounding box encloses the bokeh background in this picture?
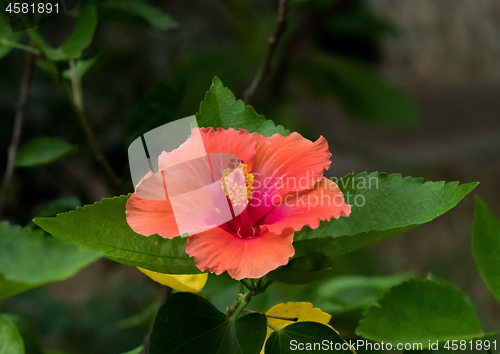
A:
[1,0,500,352]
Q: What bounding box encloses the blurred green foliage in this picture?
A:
[0,0,497,353]
[15,137,76,168]
[0,222,101,299]
[0,313,24,354]
[356,277,489,347]
[473,197,500,304]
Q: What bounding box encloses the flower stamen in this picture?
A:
[221,162,254,208]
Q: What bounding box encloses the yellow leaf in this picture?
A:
[266,302,331,333]
[260,302,332,354]
[138,268,208,292]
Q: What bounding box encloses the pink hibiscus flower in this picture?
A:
[126,128,350,280]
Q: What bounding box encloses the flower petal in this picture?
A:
[157,127,208,170]
[159,127,256,172]
[201,127,256,173]
[262,177,351,235]
[138,268,208,292]
[249,132,332,224]
[185,227,295,280]
[126,192,179,238]
[128,152,243,237]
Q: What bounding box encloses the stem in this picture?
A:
[0,49,35,217]
[227,294,243,316]
[28,25,122,193]
[270,0,350,97]
[242,0,289,105]
[61,78,122,192]
[227,290,253,318]
[238,281,244,295]
[232,296,250,319]
[253,277,273,295]
[69,60,82,109]
[267,323,280,331]
[0,39,40,55]
[240,278,253,291]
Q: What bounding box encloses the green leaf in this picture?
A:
[0,222,101,300]
[116,302,158,330]
[267,253,333,284]
[7,314,43,354]
[292,54,418,125]
[61,48,109,80]
[0,16,22,60]
[34,57,59,78]
[15,137,76,167]
[34,195,200,274]
[0,313,24,354]
[472,196,500,303]
[355,278,487,347]
[294,172,478,258]
[196,77,289,137]
[126,84,182,146]
[313,273,411,314]
[96,0,178,30]
[265,322,351,354]
[149,292,267,354]
[121,346,143,354]
[29,6,97,61]
[37,197,82,218]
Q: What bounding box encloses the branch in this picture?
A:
[69,60,83,109]
[61,82,122,192]
[0,39,40,55]
[60,60,120,192]
[23,29,121,193]
[243,0,289,105]
[34,48,122,193]
[0,50,35,217]
[270,0,351,97]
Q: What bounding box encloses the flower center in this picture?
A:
[221,162,254,208]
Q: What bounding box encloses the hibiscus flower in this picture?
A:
[126,127,350,280]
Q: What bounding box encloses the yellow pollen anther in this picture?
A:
[221,163,254,207]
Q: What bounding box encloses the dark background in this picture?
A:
[1,0,500,352]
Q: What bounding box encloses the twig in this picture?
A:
[66,59,119,190]
[61,83,122,192]
[27,29,121,192]
[140,286,172,354]
[242,0,289,105]
[0,39,40,55]
[0,50,35,217]
[270,0,350,97]
[69,60,82,109]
